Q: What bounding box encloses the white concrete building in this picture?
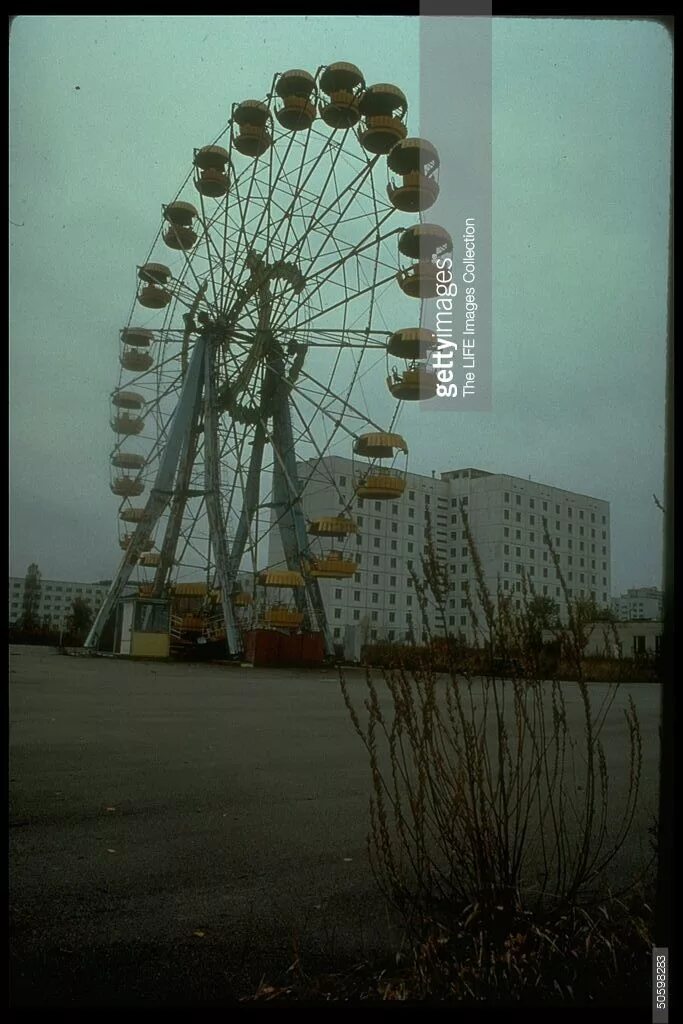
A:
[8,576,133,630]
[611,587,662,622]
[267,458,612,646]
[581,619,662,658]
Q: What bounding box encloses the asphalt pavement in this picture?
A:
[9,645,660,1006]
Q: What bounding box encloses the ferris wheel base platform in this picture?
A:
[244,629,325,668]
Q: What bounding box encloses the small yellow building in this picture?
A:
[116,595,171,658]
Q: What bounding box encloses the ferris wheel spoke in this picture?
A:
[268,173,394,331]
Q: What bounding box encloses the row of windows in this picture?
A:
[336,477,607,523]
[448,563,608,585]
[337,609,419,624]
[332,590,416,606]
[504,493,606,521]
[10,582,103,594]
[332,627,432,641]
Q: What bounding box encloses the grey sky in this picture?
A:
[9,16,671,593]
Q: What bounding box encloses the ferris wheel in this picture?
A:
[85,62,451,658]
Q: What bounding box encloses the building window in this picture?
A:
[389,594,396,605]
[408,507,415,518]
[504,492,510,503]
[392,504,399,515]
[353,610,360,621]
[409,490,415,500]
[373,538,380,548]
[374,518,381,529]
[354,591,360,601]
[555,505,560,514]
[543,567,548,578]
[461,497,468,506]
[462,547,468,557]
[390,540,397,551]
[504,527,509,537]
[334,608,341,619]
[504,545,509,555]
[460,616,467,626]
[530,532,535,542]
[408,525,414,535]
[504,509,510,520]
[529,514,535,525]
[504,562,509,572]
[516,530,521,540]
[389,612,396,623]
[516,494,521,505]
[407,543,414,553]
[406,596,412,607]
[633,635,646,655]
[516,512,521,523]
[371,593,379,604]
[339,475,347,486]
[529,549,535,559]
[542,501,548,512]
[515,546,521,557]
[372,574,379,584]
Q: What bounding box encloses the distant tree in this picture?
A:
[527,594,560,632]
[591,603,617,623]
[67,597,93,643]
[20,562,42,632]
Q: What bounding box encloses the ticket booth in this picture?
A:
[116,595,171,658]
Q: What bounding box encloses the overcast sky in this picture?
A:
[9,16,671,593]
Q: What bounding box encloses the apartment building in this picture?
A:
[8,576,131,631]
[267,458,612,645]
[611,587,662,622]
